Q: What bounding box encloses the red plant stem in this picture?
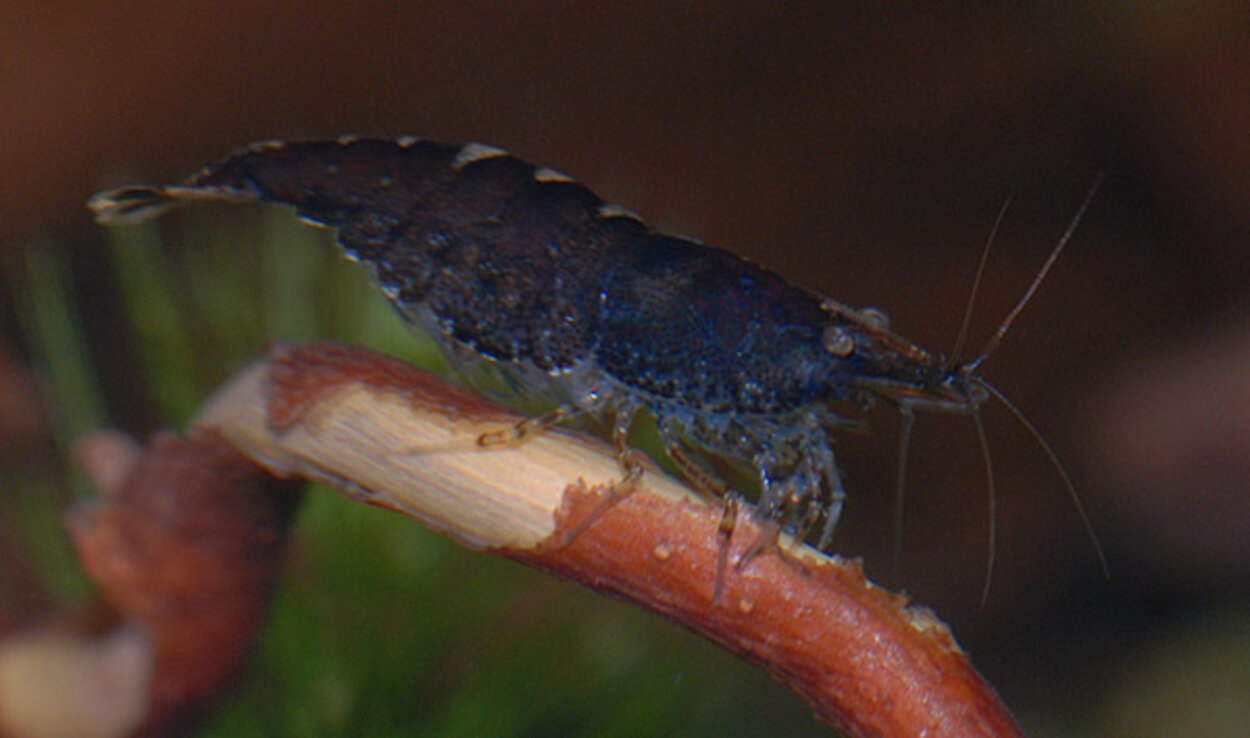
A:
[189,341,1025,737]
[68,431,302,736]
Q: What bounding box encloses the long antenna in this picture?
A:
[980,380,1111,578]
[951,195,1013,364]
[965,174,1103,373]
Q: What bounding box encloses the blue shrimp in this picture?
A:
[89,136,1105,574]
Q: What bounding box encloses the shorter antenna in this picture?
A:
[891,408,917,577]
[951,195,1013,364]
[970,406,997,607]
[965,174,1103,373]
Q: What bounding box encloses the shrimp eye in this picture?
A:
[822,325,856,357]
[859,306,890,331]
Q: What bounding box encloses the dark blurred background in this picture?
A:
[2,2,1248,736]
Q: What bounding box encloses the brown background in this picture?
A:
[3,2,1249,734]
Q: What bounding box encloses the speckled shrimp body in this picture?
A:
[89,136,1064,549]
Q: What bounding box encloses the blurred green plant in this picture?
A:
[12,205,831,737]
